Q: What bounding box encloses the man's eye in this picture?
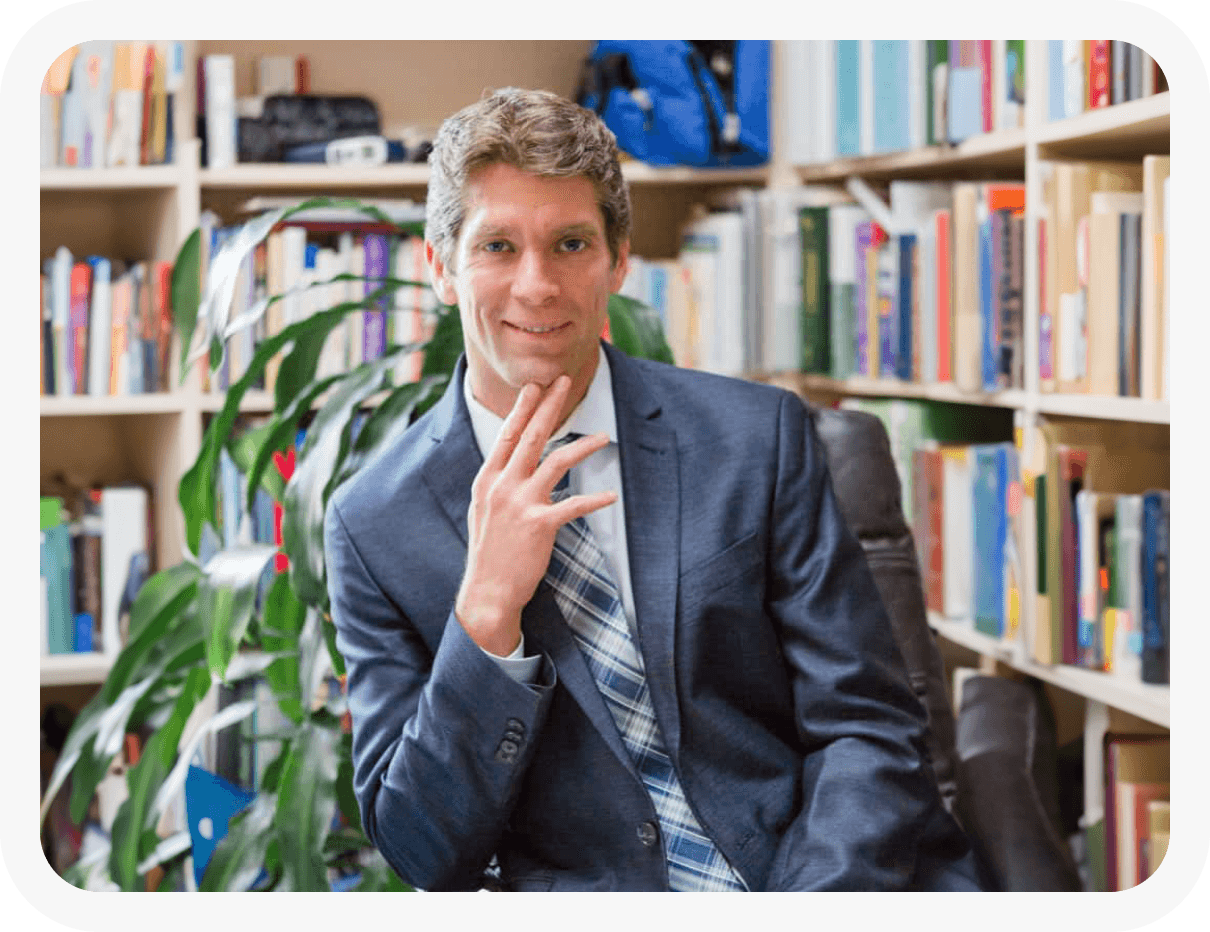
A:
[561,238,588,252]
[483,241,510,253]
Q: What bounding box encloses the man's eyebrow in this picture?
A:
[471,221,602,241]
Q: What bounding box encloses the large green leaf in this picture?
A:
[607,293,675,364]
[260,572,309,724]
[333,374,448,487]
[239,373,344,518]
[180,300,384,557]
[273,719,340,891]
[419,304,464,378]
[170,228,202,381]
[226,421,286,506]
[102,564,200,706]
[198,792,278,892]
[107,666,210,891]
[280,348,408,607]
[197,544,279,683]
[334,731,362,834]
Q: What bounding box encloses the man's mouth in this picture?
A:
[506,322,569,335]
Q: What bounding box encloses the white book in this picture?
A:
[761,191,802,373]
[1075,490,1099,664]
[1113,495,1144,682]
[1162,176,1170,400]
[782,40,813,165]
[51,246,73,397]
[859,40,875,156]
[681,211,746,376]
[908,40,927,152]
[941,447,973,622]
[1141,50,1157,97]
[812,41,837,163]
[709,188,762,372]
[204,55,237,170]
[992,40,1007,131]
[1058,291,1087,382]
[1063,40,1085,119]
[279,225,307,326]
[100,486,149,659]
[86,256,112,396]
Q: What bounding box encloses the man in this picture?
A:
[324,87,980,892]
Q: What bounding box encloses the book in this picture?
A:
[827,204,866,380]
[1105,736,1169,891]
[681,210,747,377]
[972,443,1011,637]
[40,498,74,655]
[913,444,945,614]
[84,257,112,397]
[798,205,830,373]
[872,41,910,154]
[835,40,861,158]
[1086,192,1143,396]
[926,40,948,146]
[1140,156,1171,401]
[1111,494,1145,682]
[941,445,974,621]
[68,261,92,395]
[1145,800,1170,879]
[203,54,237,169]
[1140,490,1169,685]
[100,486,150,659]
[40,46,77,168]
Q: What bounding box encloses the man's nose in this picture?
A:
[512,249,559,304]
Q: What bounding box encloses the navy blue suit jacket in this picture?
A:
[324,342,980,891]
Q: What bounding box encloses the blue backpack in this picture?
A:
[576,40,770,168]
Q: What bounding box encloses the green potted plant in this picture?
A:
[39,196,674,892]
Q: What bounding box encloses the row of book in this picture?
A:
[849,397,1171,686]
[39,489,151,658]
[40,41,185,170]
[1089,732,1169,891]
[1039,156,1170,401]
[200,202,436,395]
[1049,41,1168,123]
[199,52,313,170]
[634,157,1171,401]
[784,40,1164,166]
[40,249,176,397]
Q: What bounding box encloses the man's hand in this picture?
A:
[455,375,618,657]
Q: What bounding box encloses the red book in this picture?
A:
[1089,40,1111,109]
[935,209,952,382]
[139,44,156,165]
[295,55,311,94]
[979,40,994,132]
[69,261,92,394]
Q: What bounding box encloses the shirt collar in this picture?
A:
[463,343,617,459]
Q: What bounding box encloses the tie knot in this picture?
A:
[546,432,582,495]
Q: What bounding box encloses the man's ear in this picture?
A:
[610,239,631,294]
[425,240,459,306]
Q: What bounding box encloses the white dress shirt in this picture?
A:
[462,345,635,683]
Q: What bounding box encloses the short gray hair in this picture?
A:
[425,87,631,269]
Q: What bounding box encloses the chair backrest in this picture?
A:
[809,403,960,815]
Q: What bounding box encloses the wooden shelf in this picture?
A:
[199,161,770,191]
[200,390,275,413]
[40,652,113,687]
[1036,393,1170,424]
[794,127,1028,184]
[40,164,184,191]
[1035,92,1170,150]
[40,394,187,416]
[930,614,1170,727]
[753,371,1029,410]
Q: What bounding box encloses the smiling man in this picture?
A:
[323,87,981,892]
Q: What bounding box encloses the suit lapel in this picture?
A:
[605,344,684,759]
[420,354,648,782]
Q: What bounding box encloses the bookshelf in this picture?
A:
[39,40,1170,890]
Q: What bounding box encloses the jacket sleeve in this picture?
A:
[761,393,979,891]
[323,496,556,891]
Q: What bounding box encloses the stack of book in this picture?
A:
[40,41,185,170]
[39,489,151,659]
[1048,41,1167,122]
[199,200,437,395]
[40,249,175,397]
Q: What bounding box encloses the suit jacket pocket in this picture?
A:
[678,531,763,612]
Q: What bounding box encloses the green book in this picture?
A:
[798,206,831,373]
[925,40,949,146]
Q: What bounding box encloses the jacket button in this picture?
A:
[494,739,519,763]
[505,718,526,736]
[637,821,659,848]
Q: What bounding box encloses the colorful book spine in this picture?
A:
[935,209,952,382]
[1140,490,1169,684]
[972,443,1009,637]
[896,233,916,381]
[361,233,390,363]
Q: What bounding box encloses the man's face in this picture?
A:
[427,162,629,418]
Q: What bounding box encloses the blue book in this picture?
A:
[362,233,391,362]
[1140,490,1170,684]
[877,236,898,378]
[979,215,997,391]
[40,517,75,655]
[896,233,916,381]
[972,444,1010,637]
[1048,40,1066,121]
[836,40,861,157]
[873,40,911,154]
[947,66,984,143]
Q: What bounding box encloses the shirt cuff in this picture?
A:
[481,634,542,686]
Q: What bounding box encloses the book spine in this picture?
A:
[1003,212,1024,389]
[362,233,389,362]
[85,257,112,397]
[979,40,993,133]
[69,262,92,394]
[798,207,830,374]
[877,235,897,378]
[1141,491,1170,684]
[855,222,871,375]
[979,214,996,391]
[1039,216,1053,381]
[936,209,952,382]
[1089,40,1111,109]
[897,233,915,380]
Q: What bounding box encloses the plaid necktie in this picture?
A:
[544,438,746,892]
